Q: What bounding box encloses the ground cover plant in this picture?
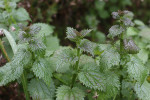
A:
[0,0,150,100]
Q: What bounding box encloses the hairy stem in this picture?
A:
[21,71,30,100]
[119,33,124,99]
[0,39,10,62]
[71,48,80,88]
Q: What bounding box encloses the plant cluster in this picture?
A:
[0,0,150,100]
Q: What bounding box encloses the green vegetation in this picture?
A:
[0,0,150,100]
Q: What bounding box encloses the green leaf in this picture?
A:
[56,85,85,100]
[0,1,5,8]
[79,55,95,67]
[99,45,120,71]
[126,56,148,84]
[139,28,150,41]
[124,39,140,54]
[126,27,139,36]
[32,58,53,86]
[28,79,55,100]
[78,39,97,56]
[98,72,120,99]
[32,23,54,37]
[122,17,134,26]
[45,36,60,51]
[11,49,32,67]
[14,8,31,21]
[49,47,78,73]
[78,63,106,91]
[0,24,7,29]
[108,25,124,38]
[134,20,145,26]
[135,81,150,100]
[146,44,150,49]
[80,29,92,37]
[9,2,17,9]
[123,11,134,19]
[121,80,136,100]
[112,11,119,19]
[137,49,149,64]
[66,27,79,42]
[95,0,105,10]
[0,62,23,86]
[29,39,46,55]
[95,31,106,43]
[66,27,92,41]
[85,14,99,29]
[98,9,109,19]
[29,25,41,35]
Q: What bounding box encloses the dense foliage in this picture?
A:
[0,0,150,100]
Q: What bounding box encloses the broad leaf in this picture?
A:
[29,25,41,35]
[122,17,134,26]
[56,85,85,100]
[32,58,53,86]
[139,28,150,41]
[135,81,150,100]
[49,47,78,73]
[29,39,46,55]
[121,80,136,100]
[85,14,99,28]
[126,27,139,36]
[0,62,23,86]
[99,45,120,71]
[66,27,79,41]
[45,36,60,51]
[80,29,92,37]
[28,79,55,100]
[79,55,95,67]
[0,48,32,85]
[78,39,97,56]
[123,39,140,54]
[78,63,106,91]
[32,23,54,37]
[98,72,120,99]
[11,49,32,66]
[95,31,106,43]
[137,49,149,64]
[14,8,31,21]
[134,20,145,26]
[126,56,148,84]
[108,25,124,38]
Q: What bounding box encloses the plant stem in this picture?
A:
[119,33,124,99]
[0,39,10,62]
[21,71,30,100]
[71,48,80,88]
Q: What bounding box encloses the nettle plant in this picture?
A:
[0,0,30,30]
[0,0,31,61]
[0,10,150,100]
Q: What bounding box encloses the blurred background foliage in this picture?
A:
[19,0,150,45]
